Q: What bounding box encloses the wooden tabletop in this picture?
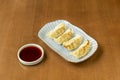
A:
[0,0,120,80]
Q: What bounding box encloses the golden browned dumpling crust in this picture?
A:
[71,40,91,58]
[63,35,83,50]
[54,28,73,44]
[47,23,66,39]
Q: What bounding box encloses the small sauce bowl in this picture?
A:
[17,43,44,65]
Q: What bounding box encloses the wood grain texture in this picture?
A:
[0,0,120,80]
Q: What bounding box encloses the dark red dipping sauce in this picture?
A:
[19,46,42,62]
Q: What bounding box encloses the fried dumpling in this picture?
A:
[63,35,83,50]
[47,23,66,39]
[71,40,91,58]
[54,28,73,44]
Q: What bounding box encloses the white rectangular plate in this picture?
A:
[38,20,98,63]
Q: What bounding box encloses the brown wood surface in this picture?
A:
[0,0,120,80]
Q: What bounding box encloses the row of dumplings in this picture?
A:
[47,23,91,58]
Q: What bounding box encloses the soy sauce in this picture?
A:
[19,46,42,62]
